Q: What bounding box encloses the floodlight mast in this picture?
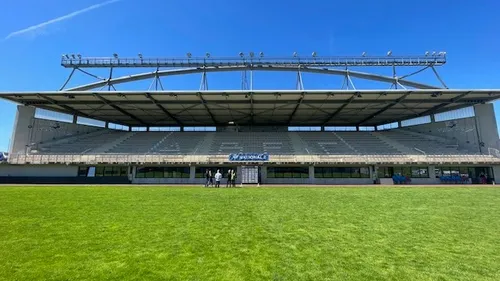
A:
[61,53,447,68]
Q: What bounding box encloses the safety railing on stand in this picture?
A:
[7,152,500,165]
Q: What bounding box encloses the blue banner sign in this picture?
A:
[229,153,269,162]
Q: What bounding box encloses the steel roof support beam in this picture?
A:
[414,91,473,117]
[196,92,217,125]
[93,94,146,125]
[288,92,305,125]
[250,92,254,125]
[65,66,440,92]
[357,91,413,125]
[37,94,93,119]
[144,93,182,125]
[322,92,360,125]
[10,99,489,106]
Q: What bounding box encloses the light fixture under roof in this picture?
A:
[228,121,235,125]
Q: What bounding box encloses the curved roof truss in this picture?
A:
[65,65,440,92]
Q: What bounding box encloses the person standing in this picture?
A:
[209,169,214,187]
[226,169,232,188]
[205,169,210,187]
[215,169,222,188]
[231,169,237,187]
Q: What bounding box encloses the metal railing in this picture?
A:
[7,153,500,165]
[61,55,446,68]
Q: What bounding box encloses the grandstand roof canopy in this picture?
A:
[1,89,499,127]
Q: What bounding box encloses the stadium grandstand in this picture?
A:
[1,52,500,185]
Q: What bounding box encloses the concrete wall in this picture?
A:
[0,164,78,177]
[404,117,480,152]
[30,118,101,145]
[9,106,36,155]
[473,104,500,152]
[9,105,103,155]
[403,103,500,153]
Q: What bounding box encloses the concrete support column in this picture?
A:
[309,166,315,184]
[72,115,78,124]
[189,166,196,180]
[131,166,137,179]
[430,114,436,123]
[236,166,242,185]
[370,165,377,181]
[260,165,268,183]
[428,165,436,179]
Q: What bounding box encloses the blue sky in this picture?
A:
[0,0,499,151]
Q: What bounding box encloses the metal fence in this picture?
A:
[7,152,500,165]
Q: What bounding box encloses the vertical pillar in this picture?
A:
[370,165,376,182]
[428,165,436,179]
[236,166,242,185]
[397,121,402,128]
[189,166,196,181]
[105,122,109,129]
[72,114,78,124]
[10,105,36,155]
[430,114,436,123]
[309,166,315,184]
[260,165,267,184]
[131,166,137,179]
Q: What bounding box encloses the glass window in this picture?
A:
[411,167,429,178]
[95,166,104,177]
[120,167,128,177]
[267,167,308,178]
[78,167,88,177]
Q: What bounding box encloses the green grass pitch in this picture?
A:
[1,186,499,281]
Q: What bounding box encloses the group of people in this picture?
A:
[204,169,237,188]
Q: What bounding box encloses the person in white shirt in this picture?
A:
[214,170,222,188]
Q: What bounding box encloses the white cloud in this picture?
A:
[4,0,121,40]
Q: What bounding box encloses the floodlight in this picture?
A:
[362,52,366,57]
[438,51,446,56]
[312,51,317,57]
[186,52,192,58]
[71,54,76,59]
[239,52,244,58]
[432,51,436,56]
[249,51,255,58]
[138,53,143,59]
[387,50,392,56]
[293,52,298,57]
[65,54,70,59]
[259,52,264,58]
[113,53,118,58]
[206,52,211,58]
[77,54,81,59]
[425,51,430,56]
